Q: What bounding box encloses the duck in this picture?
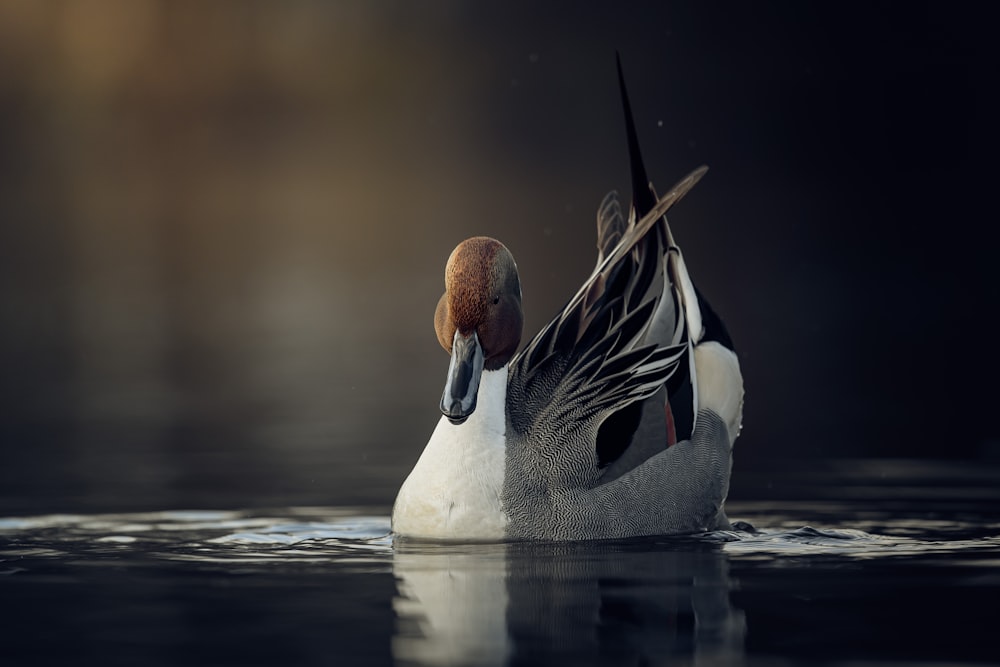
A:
[392,59,744,541]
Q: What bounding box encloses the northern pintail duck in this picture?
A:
[393,60,744,541]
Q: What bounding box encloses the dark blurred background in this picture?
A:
[1,1,995,514]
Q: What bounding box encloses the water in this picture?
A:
[3,493,999,667]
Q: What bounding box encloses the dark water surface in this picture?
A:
[3,470,1000,667]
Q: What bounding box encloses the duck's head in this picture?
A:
[434,237,523,425]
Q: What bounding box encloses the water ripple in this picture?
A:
[719,519,1000,560]
[2,505,999,570]
[0,508,393,572]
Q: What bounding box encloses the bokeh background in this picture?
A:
[1,1,995,514]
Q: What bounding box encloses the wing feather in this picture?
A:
[508,168,707,441]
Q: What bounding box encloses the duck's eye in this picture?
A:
[492,296,500,305]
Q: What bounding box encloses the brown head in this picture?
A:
[434,237,523,424]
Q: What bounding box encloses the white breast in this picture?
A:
[392,367,509,541]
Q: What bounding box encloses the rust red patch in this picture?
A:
[664,401,677,448]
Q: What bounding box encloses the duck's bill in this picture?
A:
[440,330,484,425]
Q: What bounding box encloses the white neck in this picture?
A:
[392,367,509,541]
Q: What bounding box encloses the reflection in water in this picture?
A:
[394,548,511,665]
[392,540,745,666]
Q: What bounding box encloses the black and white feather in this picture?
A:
[507,166,707,438]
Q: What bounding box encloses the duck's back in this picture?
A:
[497,165,738,540]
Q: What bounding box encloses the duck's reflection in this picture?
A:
[392,540,745,666]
